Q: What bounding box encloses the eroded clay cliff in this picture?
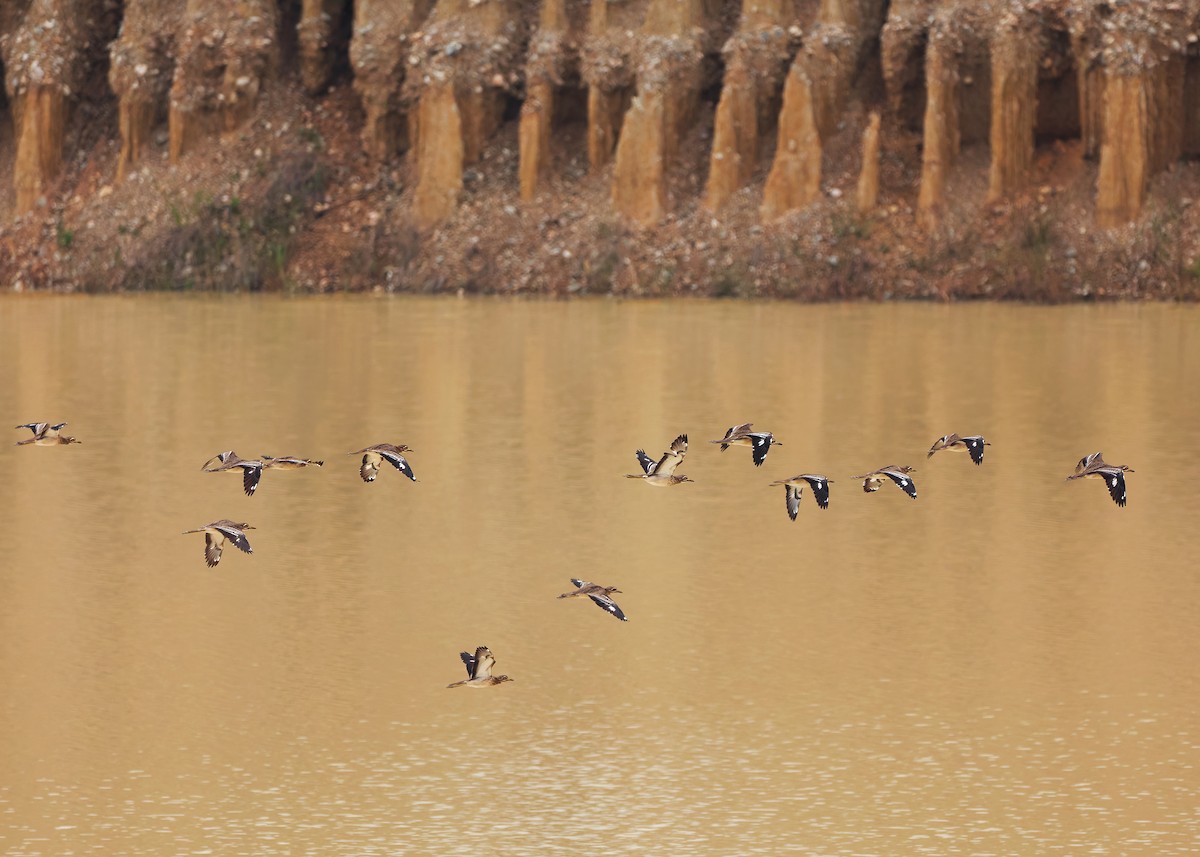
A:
[2,0,1199,298]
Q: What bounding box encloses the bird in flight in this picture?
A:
[181,520,255,567]
[1067,452,1133,507]
[768,474,833,519]
[854,465,917,499]
[927,433,990,465]
[15,422,80,446]
[558,578,628,621]
[710,423,780,466]
[447,646,513,688]
[626,434,693,486]
[202,451,264,497]
[350,443,416,483]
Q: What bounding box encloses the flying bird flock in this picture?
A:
[14,417,1135,689]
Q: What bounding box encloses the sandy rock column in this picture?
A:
[1,0,118,212]
[704,1,798,211]
[109,0,183,181]
[761,0,885,221]
[350,0,433,162]
[298,0,349,95]
[856,110,880,213]
[609,0,713,226]
[519,0,583,201]
[168,0,277,163]
[581,0,643,172]
[1071,27,1104,160]
[760,63,821,220]
[1096,58,1185,228]
[916,21,959,226]
[986,15,1037,202]
[406,0,530,229]
[880,0,935,128]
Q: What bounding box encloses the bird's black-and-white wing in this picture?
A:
[1103,469,1128,507]
[241,464,263,496]
[15,422,56,444]
[963,436,987,465]
[750,434,773,466]
[459,650,477,678]
[784,485,801,521]
[380,449,416,481]
[213,523,253,555]
[569,578,586,590]
[884,469,917,499]
[587,593,628,621]
[670,434,689,457]
[802,475,831,509]
[634,450,656,475]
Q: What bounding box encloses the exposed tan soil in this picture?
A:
[1,0,1198,301]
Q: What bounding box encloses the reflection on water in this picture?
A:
[0,297,1198,854]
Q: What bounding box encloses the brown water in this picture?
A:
[1,296,1198,855]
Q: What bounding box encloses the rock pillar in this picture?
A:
[986,19,1037,202]
[856,110,880,213]
[608,0,710,226]
[1072,27,1104,160]
[407,0,529,228]
[880,1,932,129]
[760,65,821,221]
[116,98,154,182]
[1,0,117,212]
[109,0,182,181]
[298,0,349,95]
[1096,60,1183,228]
[586,87,629,170]
[760,0,886,221]
[350,1,433,162]
[13,87,65,212]
[519,0,578,200]
[168,0,277,163]
[917,32,959,225]
[611,89,667,225]
[413,80,463,229]
[519,80,552,201]
[704,2,795,211]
